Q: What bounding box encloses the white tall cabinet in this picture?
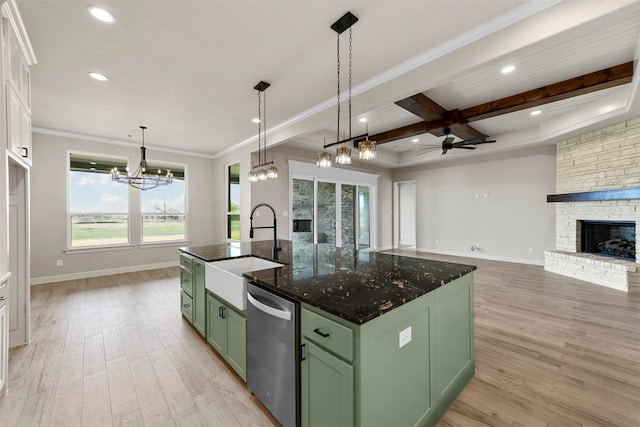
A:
[1,0,36,395]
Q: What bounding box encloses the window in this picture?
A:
[69,153,129,247]
[227,163,240,240]
[141,162,186,243]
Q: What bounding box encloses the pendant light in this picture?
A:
[358,124,377,160]
[317,138,332,168]
[248,81,278,181]
[318,12,375,166]
[111,126,173,190]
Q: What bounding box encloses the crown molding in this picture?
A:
[32,127,215,159]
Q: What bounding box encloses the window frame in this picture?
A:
[67,150,132,250]
[139,160,188,245]
[66,150,189,252]
[225,162,241,241]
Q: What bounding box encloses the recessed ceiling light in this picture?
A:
[89,72,108,81]
[530,110,541,116]
[251,118,260,123]
[412,138,419,143]
[359,118,367,123]
[88,6,116,23]
[501,65,515,74]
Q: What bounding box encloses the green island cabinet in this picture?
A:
[179,253,206,336]
[206,291,247,381]
[300,273,474,427]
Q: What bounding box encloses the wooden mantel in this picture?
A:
[547,187,640,202]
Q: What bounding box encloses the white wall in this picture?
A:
[393,145,556,265]
[30,132,218,282]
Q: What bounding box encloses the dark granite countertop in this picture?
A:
[180,240,476,325]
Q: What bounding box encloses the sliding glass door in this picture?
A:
[358,187,371,249]
[292,178,373,249]
[341,184,356,248]
[317,181,336,244]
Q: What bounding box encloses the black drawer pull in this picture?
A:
[301,343,306,361]
[314,328,330,338]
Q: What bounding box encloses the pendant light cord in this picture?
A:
[263,88,267,163]
[348,26,352,140]
[336,32,340,144]
[257,90,262,165]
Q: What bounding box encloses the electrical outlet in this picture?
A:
[435,239,439,245]
[529,247,535,253]
[56,259,63,267]
[399,326,412,348]
[282,210,288,217]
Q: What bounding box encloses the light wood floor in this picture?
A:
[0,253,638,426]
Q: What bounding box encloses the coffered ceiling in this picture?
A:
[16,0,640,167]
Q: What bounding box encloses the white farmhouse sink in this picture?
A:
[205,256,283,310]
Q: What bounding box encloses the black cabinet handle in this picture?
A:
[300,343,306,361]
[219,306,226,319]
[314,328,330,338]
[22,147,28,158]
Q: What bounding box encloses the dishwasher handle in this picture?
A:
[247,292,292,321]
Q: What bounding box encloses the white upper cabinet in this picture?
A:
[2,1,36,165]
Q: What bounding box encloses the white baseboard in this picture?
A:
[30,261,179,285]
[376,245,394,252]
[413,247,545,266]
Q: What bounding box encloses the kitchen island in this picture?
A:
[180,240,476,427]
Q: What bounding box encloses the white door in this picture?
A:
[395,181,416,247]
[8,161,29,346]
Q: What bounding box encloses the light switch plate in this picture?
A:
[399,326,412,348]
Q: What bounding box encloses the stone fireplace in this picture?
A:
[544,119,640,293]
[580,220,636,261]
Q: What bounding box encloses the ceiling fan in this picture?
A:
[412,127,496,155]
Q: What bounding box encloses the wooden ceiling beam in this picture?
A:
[460,61,634,122]
[375,61,634,146]
[394,93,483,139]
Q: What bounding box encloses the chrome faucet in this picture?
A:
[249,203,282,260]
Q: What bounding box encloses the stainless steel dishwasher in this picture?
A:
[247,283,299,427]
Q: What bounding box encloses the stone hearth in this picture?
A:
[544,119,640,293]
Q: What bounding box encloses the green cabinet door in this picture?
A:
[206,291,247,381]
[206,292,226,354]
[225,307,247,381]
[301,338,354,427]
[193,260,206,336]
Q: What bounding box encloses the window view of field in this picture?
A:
[69,159,186,247]
[71,214,129,246]
[142,215,186,242]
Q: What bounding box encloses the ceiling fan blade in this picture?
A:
[455,138,497,146]
[454,146,477,150]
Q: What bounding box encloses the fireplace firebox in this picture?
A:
[580,220,636,261]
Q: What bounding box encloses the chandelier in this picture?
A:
[248,81,278,182]
[111,126,173,190]
[318,12,376,167]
